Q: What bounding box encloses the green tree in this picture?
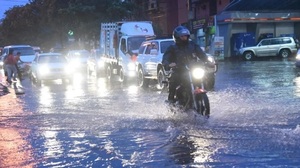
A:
[0,0,147,50]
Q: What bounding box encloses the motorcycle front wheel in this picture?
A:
[196,93,210,117]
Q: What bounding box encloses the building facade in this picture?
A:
[189,0,300,58]
[141,0,300,58]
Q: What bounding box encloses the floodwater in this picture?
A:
[1,59,300,167]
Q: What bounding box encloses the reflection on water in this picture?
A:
[40,87,52,107]
[0,93,34,167]
[293,76,300,97]
[43,130,63,158]
[3,60,300,167]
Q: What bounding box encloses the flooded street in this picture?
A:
[1,60,300,167]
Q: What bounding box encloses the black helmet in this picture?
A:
[172,26,190,44]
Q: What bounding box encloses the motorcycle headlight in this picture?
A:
[192,68,205,79]
[127,62,136,71]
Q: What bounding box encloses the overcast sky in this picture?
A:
[0,0,29,19]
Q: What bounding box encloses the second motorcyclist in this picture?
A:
[162,25,210,103]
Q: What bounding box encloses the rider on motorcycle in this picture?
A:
[162,25,209,103]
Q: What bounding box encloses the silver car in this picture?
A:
[30,53,73,85]
[239,37,299,60]
[136,38,174,88]
[66,50,90,72]
[136,39,217,89]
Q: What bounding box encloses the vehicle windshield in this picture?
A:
[128,36,147,51]
[160,41,174,53]
[14,47,35,55]
[38,55,67,63]
[138,44,146,54]
[91,49,102,59]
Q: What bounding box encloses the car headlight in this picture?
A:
[39,66,50,75]
[64,64,73,74]
[97,60,105,68]
[127,62,136,71]
[192,68,205,80]
[207,56,215,63]
[71,59,81,67]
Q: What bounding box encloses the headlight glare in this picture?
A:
[127,62,136,71]
[71,59,81,67]
[192,68,205,79]
[207,56,215,63]
[64,64,73,74]
[97,60,104,68]
[39,66,50,74]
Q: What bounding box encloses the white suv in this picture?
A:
[239,37,299,60]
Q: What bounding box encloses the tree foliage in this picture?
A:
[0,0,148,50]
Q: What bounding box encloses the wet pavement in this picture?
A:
[1,59,300,167]
[0,69,25,97]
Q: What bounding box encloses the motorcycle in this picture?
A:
[166,61,210,117]
[17,61,31,77]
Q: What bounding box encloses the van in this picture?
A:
[0,45,36,74]
[239,37,299,60]
[1,45,36,63]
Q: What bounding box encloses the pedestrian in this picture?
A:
[14,52,23,80]
[4,49,17,84]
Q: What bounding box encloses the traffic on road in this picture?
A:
[1,58,300,167]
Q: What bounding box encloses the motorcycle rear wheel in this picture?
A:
[196,93,210,117]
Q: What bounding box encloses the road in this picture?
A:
[1,59,300,167]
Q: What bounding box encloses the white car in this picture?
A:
[1,45,36,73]
[136,38,217,89]
[30,53,73,85]
[66,50,90,72]
[136,38,175,88]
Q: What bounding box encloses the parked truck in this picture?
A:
[95,21,155,82]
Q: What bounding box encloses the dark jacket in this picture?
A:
[162,41,207,70]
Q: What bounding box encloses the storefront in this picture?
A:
[216,11,300,58]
